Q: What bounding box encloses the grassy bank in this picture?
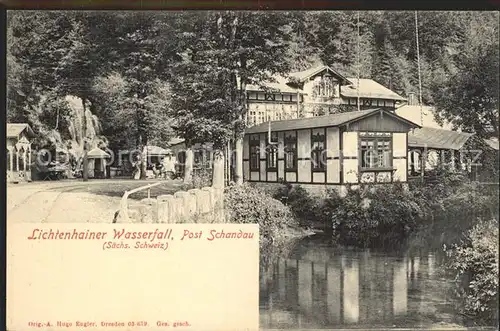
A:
[223,183,314,273]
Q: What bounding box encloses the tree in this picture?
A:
[100,12,179,179]
[169,12,295,184]
[432,13,499,138]
[8,11,177,179]
[169,12,236,184]
[311,11,374,78]
[8,11,112,179]
[285,12,322,71]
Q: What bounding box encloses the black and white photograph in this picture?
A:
[5,8,499,330]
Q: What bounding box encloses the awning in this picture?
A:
[87,147,111,159]
[145,145,171,156]
[408,127,474,150]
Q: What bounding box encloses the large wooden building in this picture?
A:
[243,108,421,187]
[245,65,406,126]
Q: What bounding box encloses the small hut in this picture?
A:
[145,145,171,167]
[7,123,36,182]
[87,147,111,179]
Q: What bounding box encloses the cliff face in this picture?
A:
[63,95,108,166]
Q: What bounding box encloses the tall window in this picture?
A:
[258,111,265,125]
[315,76,336,98]
[249,135,260,171]
[248,110,256,126]
[266,133,278,170]
[360,136,392,170]
[284,131,297,171]
[311,131,326,171]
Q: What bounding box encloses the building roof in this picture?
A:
[408,127,474,150]
[87,147,111,158]
[395,105,453,130]
[7,123,35,138]
[342,78,406,101]
[245,66,404,101]
[245,108,420,134]
[145,145,171,155]
[246,75,299,94]
[484,137,499,150]
[167,137,186,146]
[288,65,352,84]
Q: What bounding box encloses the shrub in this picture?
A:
[181,168,213,190]
[325,167,498,247]
[273,182,323,227]
[192,168,212,189]
[327,183,430,246]
[447,218,499,325]
[224,183,299,245]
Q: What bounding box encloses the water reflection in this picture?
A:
[260,235,461,329]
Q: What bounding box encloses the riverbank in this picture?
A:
[264,169,499,327]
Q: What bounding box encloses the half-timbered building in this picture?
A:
[245,65,406,126]
[243,108,421,189]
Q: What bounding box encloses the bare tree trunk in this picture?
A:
[212,149,225,190]
[82,98,89,182]
[184,147,194,184]
[140,143,148,180]
[234,66,247,186]
[234,137,244,185]
[137,134,147,180]
[82,140,89,182]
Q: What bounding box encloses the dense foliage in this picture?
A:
[327,183,429,246]
[276,169,498,323]
[274,168,497,247]
[447,218,499,325]
[7,11,499,161]
[224,184,299,246]
[274,182,323,228]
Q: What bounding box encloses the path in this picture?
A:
[7,179,182,224]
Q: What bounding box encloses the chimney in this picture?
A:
[407,92,417,106]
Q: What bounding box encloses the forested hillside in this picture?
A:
[7,11,499,154]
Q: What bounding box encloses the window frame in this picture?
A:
[311,130,327,172]
[265,132,278,171]
[359,135,393,171]
[284,131,297,172]
[249,135,260,171]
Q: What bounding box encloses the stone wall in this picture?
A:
[115,186,225,224]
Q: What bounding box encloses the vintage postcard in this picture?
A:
[5,7,499,331]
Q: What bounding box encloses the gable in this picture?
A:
[308,68,341,82]
[343,110,420,132]
[288,65,352,85]
[7,123,35,138]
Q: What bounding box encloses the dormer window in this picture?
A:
[315,76,338,98]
